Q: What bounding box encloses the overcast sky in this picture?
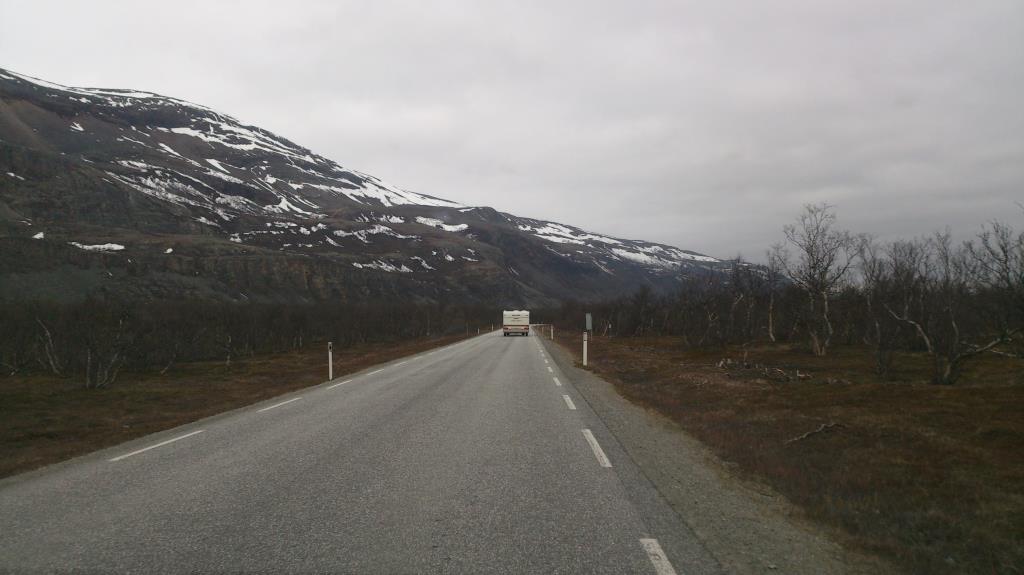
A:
[2,0,1022,259]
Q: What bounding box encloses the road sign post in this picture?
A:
[328,341,333,380]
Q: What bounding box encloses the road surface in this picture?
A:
[0,332,720,574]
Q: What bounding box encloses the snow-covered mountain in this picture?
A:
[0,68,731,305]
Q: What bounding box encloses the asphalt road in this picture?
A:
[0,332,720,574]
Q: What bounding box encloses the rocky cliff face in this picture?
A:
[0,68,732,305]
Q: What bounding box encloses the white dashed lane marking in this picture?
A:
[640,539,678,575]
[108,430,205,462]
[258,397,302,413]
[581,429,612,468]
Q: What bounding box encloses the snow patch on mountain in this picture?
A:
[69,242,125,252]
[411,256,435,270]
[357,212,405,224]
[416,217,468,232]
[352,260,413,273]
[513,217,720,270]
[333,225,418,244]
[517,221,623,246]
[265,196,316,216]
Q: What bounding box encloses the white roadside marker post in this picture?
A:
[551,325,554,340]
[328,341,333,381]
[583,312,593,367]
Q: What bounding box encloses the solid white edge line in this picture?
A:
[563,395,577,410]
[395,361,408,366]
[581,429,612,467]
[640,538,679,575]
[257,397,302,412]
[367,368,384,375]
[553,377,562,386]
[109,430,205,462]
[326,379,353,390]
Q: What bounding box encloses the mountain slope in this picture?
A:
[0,68,730,306]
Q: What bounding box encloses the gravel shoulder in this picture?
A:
[539,335,894,575]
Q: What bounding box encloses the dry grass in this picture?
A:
[0,334,466,479]
[554,332,1024,575]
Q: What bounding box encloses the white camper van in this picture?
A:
[502,310,530,337]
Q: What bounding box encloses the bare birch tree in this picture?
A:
[885,233,1014,385]
[777,203,857,356]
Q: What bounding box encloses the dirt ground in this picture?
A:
[549,331,1023,575]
